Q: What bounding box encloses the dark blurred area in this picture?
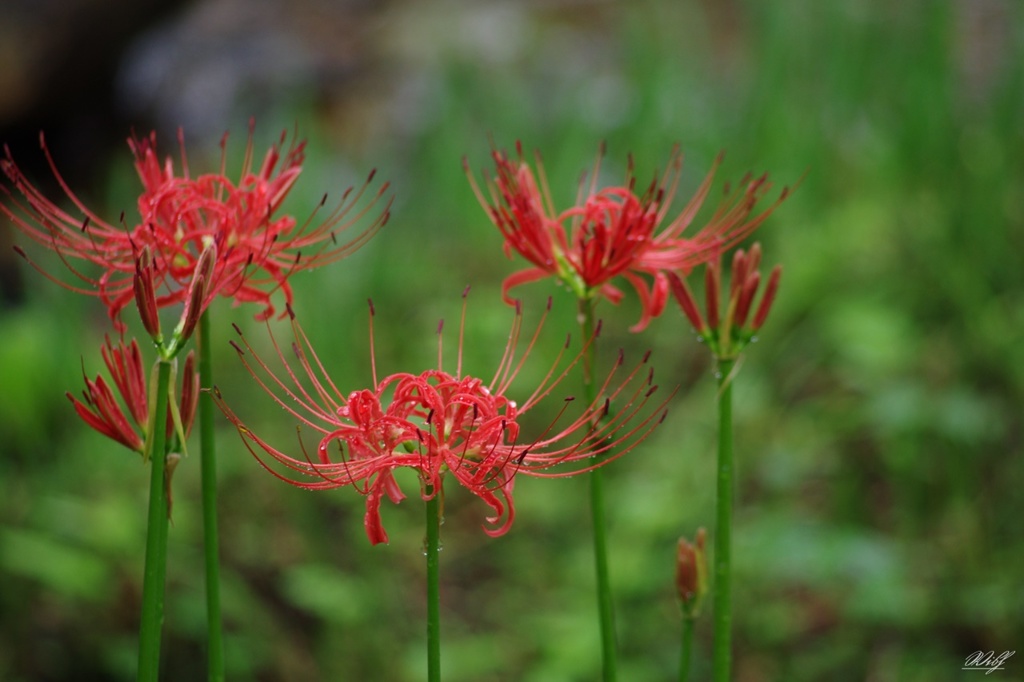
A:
[1,0,176,305]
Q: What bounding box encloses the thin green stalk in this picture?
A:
[198,312,225,682]
[578,297,617,682]
[425,486,442,682]
[138,359,173,682]
[712,358,735,682]
[679,615,695,682]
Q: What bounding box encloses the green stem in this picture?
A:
[138,359,173,682]
[679,615,695,682]
[198,312,225,682]
[578,297,618,682]
[712,358,735,682]
[425,485,442,682]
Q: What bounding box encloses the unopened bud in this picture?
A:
[676,528,708,617]
[176,243,218,343]
[178,351,199,439]
[751,265,782,331]
[177,272,206,342]
[704,260,720,331]
[729,248,748,302]
[667,271,705,333]
[733,270,761,329]
[746,242,763,274]
[194,239,218,285]
[134,247,161,341]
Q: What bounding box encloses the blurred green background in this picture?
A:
[1,0,1022,680]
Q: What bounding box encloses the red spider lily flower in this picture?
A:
[68,335,199,455]
[667,242,782,360]
[213,291,670,545]
[2,122,391,340]
[466,143,790,332]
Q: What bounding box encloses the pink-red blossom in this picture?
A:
[2,122,391,337]
[213,293,669,545]
[467,143,789,332]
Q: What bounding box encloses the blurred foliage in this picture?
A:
[1,0,1023,680]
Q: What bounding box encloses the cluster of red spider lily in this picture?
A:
[2,127,788,543]
[213,292,669,544]
[466,142,789,332]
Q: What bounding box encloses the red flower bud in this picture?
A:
[751,265,782,331]
[176,242,217,343]
[729,247,748,302]
[676,528,708,615]
[667,271,705,332]
[746,241,762,274]
[175,351,199,440]
[133,247,161,340]
[733,270,761,329]
[705,259,721,331]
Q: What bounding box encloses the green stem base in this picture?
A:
[679,616,695,682]
[199,312,225,682]
[138,359,173,682]
[425,487,442,682]
[578,297,618,682]
[712,358,735,682]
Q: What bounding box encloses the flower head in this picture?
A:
[2,122,391,341]
[467,143,789,332]
[668,242,782,360]
[214,291,669,545]
[68,335,198,456]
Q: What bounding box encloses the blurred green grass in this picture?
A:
[2,0,1023,680]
